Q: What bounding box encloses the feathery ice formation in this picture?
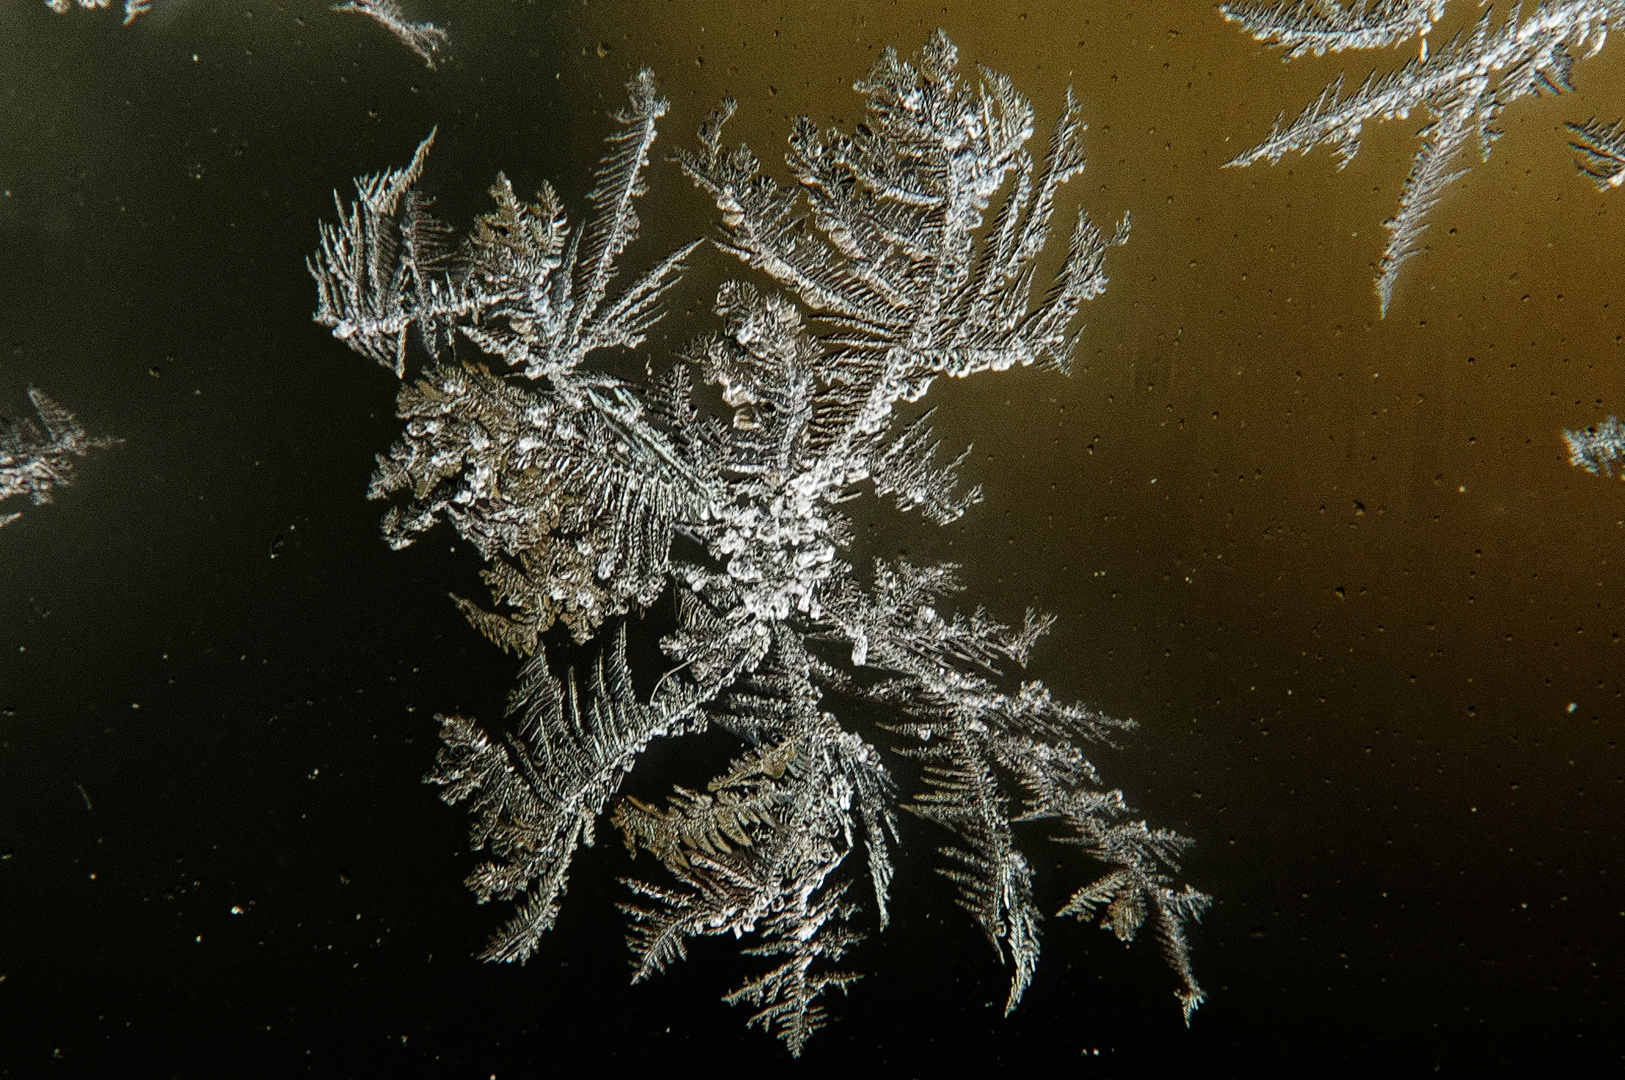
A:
[310,32,1209,1054]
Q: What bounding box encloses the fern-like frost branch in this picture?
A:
[1225,0,1625,312]
[0,389,117,528]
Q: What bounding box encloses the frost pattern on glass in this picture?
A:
[312,33,1208,1054]
[1225,0,1625,314]
[1565,414,1625,476]
[331,0,447,69]
[45,0,149,25]
[0,389,115,529]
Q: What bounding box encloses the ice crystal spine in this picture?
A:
[1224,0,1625,314]
[313,34,1208,1053]
[0,389,115,528]
[1565,414,1625,476]
[332,0,447,69]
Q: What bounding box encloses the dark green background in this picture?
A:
[1,0,1621,1072]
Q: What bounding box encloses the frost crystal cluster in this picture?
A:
[310,32,1209,1054]
[45,0,150,25]
[1564,414,1625,476]
[0,389,114,529]
[1223,0,1625,313]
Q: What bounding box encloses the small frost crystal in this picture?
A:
[331,0,447,69]
[46,0,447,67]
[1224,0,1625,314]
[312,34,1208,1054]
[1564,414,1625,476]
[0,389,116,529]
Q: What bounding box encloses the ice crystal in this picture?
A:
[1565,414,1625,476]
[1222,0,1448,58]
[44,0,150,25]
[1224,0,1625,314]
[313,33,1208,1053]
[332,0,447,69]
[1566,116,1625,189]
[0,389,115,529]
[45,0,445,66]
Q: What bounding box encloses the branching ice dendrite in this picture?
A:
[1225,0,1625,314]
[427,625,706,962]
[1567,116,1625,189]
[315,35,1206,1054]
[332,0,447,70]
[0,389,116,528]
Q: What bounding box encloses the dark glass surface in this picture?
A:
[2,0,1621,1073]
